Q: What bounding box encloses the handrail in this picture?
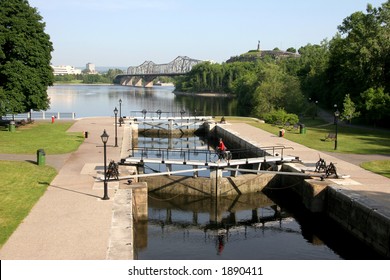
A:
[128,145,294,164]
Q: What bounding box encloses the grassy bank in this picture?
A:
[361,160,390,178]
[0,121,84,154]
[0,121,83,246]
[0,161,57,246]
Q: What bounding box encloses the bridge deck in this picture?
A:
[124,155,298,167]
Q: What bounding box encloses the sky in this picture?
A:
[29,0,386,68]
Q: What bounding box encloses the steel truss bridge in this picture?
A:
[115,56,203,87]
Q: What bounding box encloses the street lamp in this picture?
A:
[119,99,122,127]
[156,109,162,119]
[142,109,147,119]
[334,105,340,150]
[114,107,118,147]
[100,129,110,200]
[180,109,186,119]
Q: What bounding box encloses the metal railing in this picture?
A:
[129,110,208,120]
[128,146,294,165]
[4,111,76,120]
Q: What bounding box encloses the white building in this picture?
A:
[85,63,97,74]
[51,65,82,75]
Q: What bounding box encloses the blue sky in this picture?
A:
[29,0,386,67]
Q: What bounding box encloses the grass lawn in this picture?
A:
[361,160,390,178]
[0,121,84,154]
[0,161,57,247]
[0,121,83,246]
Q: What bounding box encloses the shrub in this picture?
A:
[263,109,299,125]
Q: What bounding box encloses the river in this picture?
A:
[47,84,236,118]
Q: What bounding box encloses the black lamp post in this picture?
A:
[100,129,109,200]
[114,107,118,147]
[156,109,162,119]
[334,105,340,150]
[119,99,122,127]
[180,109,186,119]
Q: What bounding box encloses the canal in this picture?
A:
[132,135,382,260]
[48,85,383,259]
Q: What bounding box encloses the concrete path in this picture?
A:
[0,117,130,259]
[221,122,390,210]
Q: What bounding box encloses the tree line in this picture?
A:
[175,2,390,127]
[54,69,124,84]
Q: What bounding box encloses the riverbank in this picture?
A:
[53,82,114,86]
[173,91,234,98]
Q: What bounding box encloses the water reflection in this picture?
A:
[136,192,335,260]
[47,85,237,118]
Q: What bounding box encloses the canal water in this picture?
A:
[48,85,382,259]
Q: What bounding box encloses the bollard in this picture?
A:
[37,149,46,166]
[299,124,306,134]
[9,121,15,132]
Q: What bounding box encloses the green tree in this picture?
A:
[105,68,123,82]
[341,94,360,123]
[297,41,329,104]
[360,87,390,125]
[0,0,54,116]
[328,2,390,106]
[286,47,296,53]
[251,63,305,119]
[233,71,260,115]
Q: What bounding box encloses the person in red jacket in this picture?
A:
[217,138,227,160]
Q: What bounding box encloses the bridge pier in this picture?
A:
[210,167,223,196]
[144,81,154,88]
[122,77,134,86]
[168,119,174,134]
[134,77,143,87]
[143,76,156,88]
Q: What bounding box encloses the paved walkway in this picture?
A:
[1,117,390,259]
[0,117,129,259]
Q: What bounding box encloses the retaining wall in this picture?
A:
[326,187,390,257]
[140,173,277,196]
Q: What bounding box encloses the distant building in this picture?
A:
[226,42,300,63]
[51,65,82,75]
[85,63,97,74]
[226,50,300,63]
